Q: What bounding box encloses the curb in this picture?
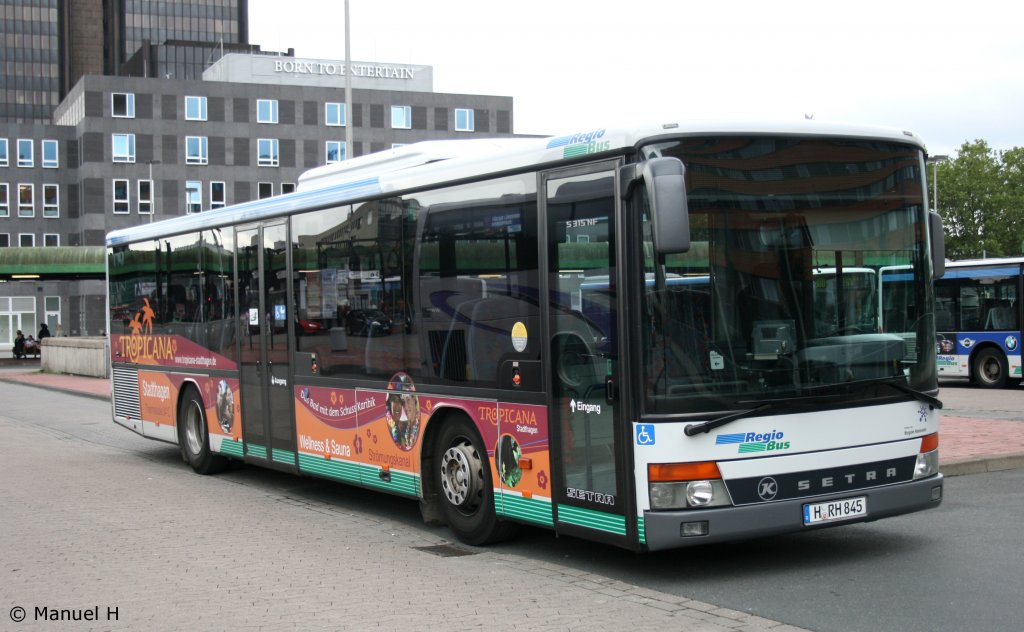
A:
[941,453,1024,477]
[0,374,110,402]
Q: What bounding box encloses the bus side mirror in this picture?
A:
[929,211,945,279]
[643,157,690,254]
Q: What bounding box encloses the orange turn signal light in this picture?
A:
[919,433,939,453]
[648,461,721,482]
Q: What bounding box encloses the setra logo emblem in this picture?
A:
[757,477,779,501]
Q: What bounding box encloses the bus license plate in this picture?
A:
[803,496,867,525]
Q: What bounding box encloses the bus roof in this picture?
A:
[105,119,926,247]
[944,257,1024,269]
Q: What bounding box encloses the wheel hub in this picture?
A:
[184,401,204,456]
[441,442,481,509]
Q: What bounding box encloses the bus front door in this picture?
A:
[237,222,297,471]
[544,162,634,548]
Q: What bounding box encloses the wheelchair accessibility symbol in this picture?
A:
[636,424,655,446]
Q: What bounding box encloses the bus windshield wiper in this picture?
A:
[878,377,943,410]
[684,403,774,437]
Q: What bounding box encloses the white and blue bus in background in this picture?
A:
[929,258,1023,388]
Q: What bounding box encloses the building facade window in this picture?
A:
[455,108,475,132]
[185,136,209,165]
[19,234,34,248]
[113,179,130,214]
[17,139,33,167]
[0,184,8,217]
[44,233,59,247]
[44,296,61,332]
[112,93,135,118]
[281,183,296,195]
[0,139,7,167]
[210,181,226,209]
[43,184,59,218]
[258,182,273,199]
[185,96,208,121]
[18,184,34,217]
[138,180,153,215]
[391,106,411,129]
[112,134,136,163]
[257,99,279,124]
[257,138,279,166]
[186,181,202,213]
[326,102,346,126]
[42,140,58,168]
[326,141,346,163]
[0,234,8,247]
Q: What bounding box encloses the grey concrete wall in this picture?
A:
[41,336,108,378]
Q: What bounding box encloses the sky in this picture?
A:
[248,0,1024,157]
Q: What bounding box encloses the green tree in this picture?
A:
[933,140,1024,259]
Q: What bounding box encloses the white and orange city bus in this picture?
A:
[106,121,946,551]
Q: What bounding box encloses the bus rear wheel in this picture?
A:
[179,387,228,475]
[973,348,1008,389]
[434,417,516,546]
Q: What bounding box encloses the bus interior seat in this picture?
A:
[985,302,1016,330]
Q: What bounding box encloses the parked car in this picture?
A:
[345,309,392,337]
[296,318,326,335]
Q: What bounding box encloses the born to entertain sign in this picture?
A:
[273,59,415,79]
[203,54,434,92]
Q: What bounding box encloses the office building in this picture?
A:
[1,52,516,345]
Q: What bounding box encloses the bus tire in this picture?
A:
[973,348,1007,389]
[179,386,228,475]
[433,417,516,545]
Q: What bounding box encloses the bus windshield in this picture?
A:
[639,137,936,414]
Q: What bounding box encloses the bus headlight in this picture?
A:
[913,433,940,479]
[914,450,939,479]
[648,462,732,510]
[686,480,715,506]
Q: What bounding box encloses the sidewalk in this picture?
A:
[0,368,1021,476]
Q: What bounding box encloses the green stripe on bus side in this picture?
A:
[638,516,646,545]
[498,494,554,527]
[246,444,268,459]
[272,448,295,464]
[297,453,419,496]
[298,453,361,484]
[360,470,420,498]
[219,439,245,458]
[556,505,627,536]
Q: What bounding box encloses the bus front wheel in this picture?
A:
[973,348,1008,389]
[433,417,516,545]
[179,387,228,475]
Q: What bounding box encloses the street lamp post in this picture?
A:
[146,159,161,223]
[344,0,352,160]
[927,154,948,212]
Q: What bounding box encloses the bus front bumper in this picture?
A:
[642,474,943,551]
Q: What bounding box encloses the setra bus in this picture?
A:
[106,121,946,551]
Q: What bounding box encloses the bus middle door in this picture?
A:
[237,222,297,471]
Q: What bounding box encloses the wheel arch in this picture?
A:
[418,404,484,520]
[969,342,1008,386]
